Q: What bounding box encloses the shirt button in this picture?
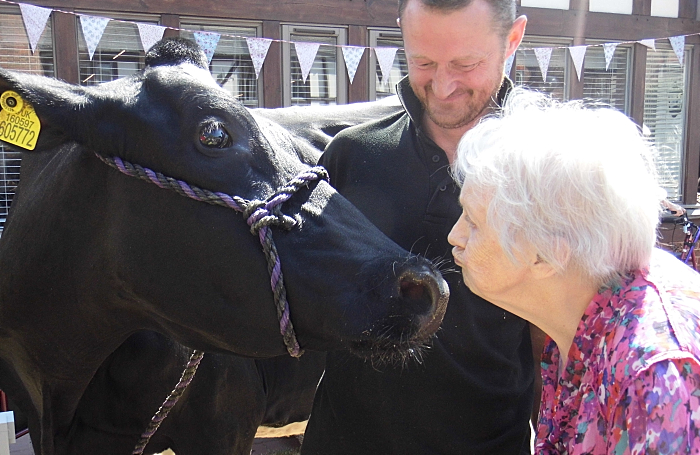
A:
[432,155,440,163]
[439,185,447,192]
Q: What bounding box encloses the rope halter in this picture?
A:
[94,153,328,455]
[95,152,328,358]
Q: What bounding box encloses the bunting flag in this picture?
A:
[79,15,111,60]
[193,31,221,64]
[374,47,398,87]
[534,47,553,83]
[137,23,166,53]
[2,0,698,84]
[504,53,515,76]
[603,42,618,70]
[246,37,273,79]
[639,38,656,50]
[341,46,365,84]
[294,42,320,83]
[669,35,685,66]
[19,3,52,53]
[568,45,587,81]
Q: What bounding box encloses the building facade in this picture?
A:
[1,0,700,232]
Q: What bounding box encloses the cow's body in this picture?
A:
[0,38,447,455]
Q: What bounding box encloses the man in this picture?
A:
[301,1,533,454]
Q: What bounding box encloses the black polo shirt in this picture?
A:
[301,77,534,455]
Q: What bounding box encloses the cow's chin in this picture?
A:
[348,321,438,368]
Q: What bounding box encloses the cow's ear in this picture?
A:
[0,70,92,152]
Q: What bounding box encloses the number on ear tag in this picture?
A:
[0,91,41,151]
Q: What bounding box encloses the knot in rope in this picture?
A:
[241,166,329,235]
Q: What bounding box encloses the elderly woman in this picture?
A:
[448,89,700,454]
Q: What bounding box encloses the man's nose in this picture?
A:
[431,66,457,100]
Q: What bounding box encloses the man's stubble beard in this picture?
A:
[413,74,504,130]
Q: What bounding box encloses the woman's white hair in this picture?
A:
[453,88,665,286]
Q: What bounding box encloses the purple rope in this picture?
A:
[96,153,327,453]
[132,349,204,455]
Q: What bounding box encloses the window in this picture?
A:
[643,43,691,201]
[368,29,407,100]
[0,5,55,234]
[515,38,571,101]
[282,25,347,106]
[180,20,262,108]
[78,12,158,85]
[582,43,631,114]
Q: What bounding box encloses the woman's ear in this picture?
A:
[531,238,570,280]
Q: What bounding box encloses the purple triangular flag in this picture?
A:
[342,46,365,84]
[137,23,166,53]
[194,31,221,64]
[246,37,273,79]
[19,4,52,54]
[79,15,111,61]
[294,42,320,84]
[374,47,398,87]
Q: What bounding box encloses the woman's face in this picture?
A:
[447,188,533,307]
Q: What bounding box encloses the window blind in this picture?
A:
[369,31,407,100]
[78,16,152,85]
[643,43,690,201]
[582,44,630,114]
[180,23,260,108]
[515,40,569,101]
[0,6,54,234]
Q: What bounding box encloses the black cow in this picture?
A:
[60,96,405,455]
[0,38,448,455]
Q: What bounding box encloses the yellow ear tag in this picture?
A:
[0,90,41,150]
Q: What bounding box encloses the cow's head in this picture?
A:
[0,38,448,364]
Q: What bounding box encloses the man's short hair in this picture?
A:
[398,0,516,38]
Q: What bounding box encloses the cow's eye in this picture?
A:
[199,123,232,148]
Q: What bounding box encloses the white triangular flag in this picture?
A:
[294,42,320,84]
[533,47,553,83]
[638,38,656,50]
[669,35,685,66]
[342,46,365,84]
[246,37,273,79]
[504,53,515,76]
[79,15,110,61]
[603,42,618,70]
[568,45,587,81]
[194,31,221,64]
[137,23,166,53]
[19,4,52,54]
[374,47,398,87]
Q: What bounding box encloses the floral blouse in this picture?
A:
[536,249,700,454]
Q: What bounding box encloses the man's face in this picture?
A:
[400,0,510,130]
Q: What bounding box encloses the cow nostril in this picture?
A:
[400,280,426,301]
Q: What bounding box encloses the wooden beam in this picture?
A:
[161,14,180,38]
[52,10,79,84]
[682,43,700,204]
[262,21,282,108]
[628,43,647,128]
[348,25,369,103]
[28,0,400,28]
[679,0,697,19]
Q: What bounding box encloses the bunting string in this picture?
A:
[3,0,698,85]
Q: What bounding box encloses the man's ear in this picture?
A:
[505,15,527,60]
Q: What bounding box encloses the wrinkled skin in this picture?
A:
[0,39,447,455]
